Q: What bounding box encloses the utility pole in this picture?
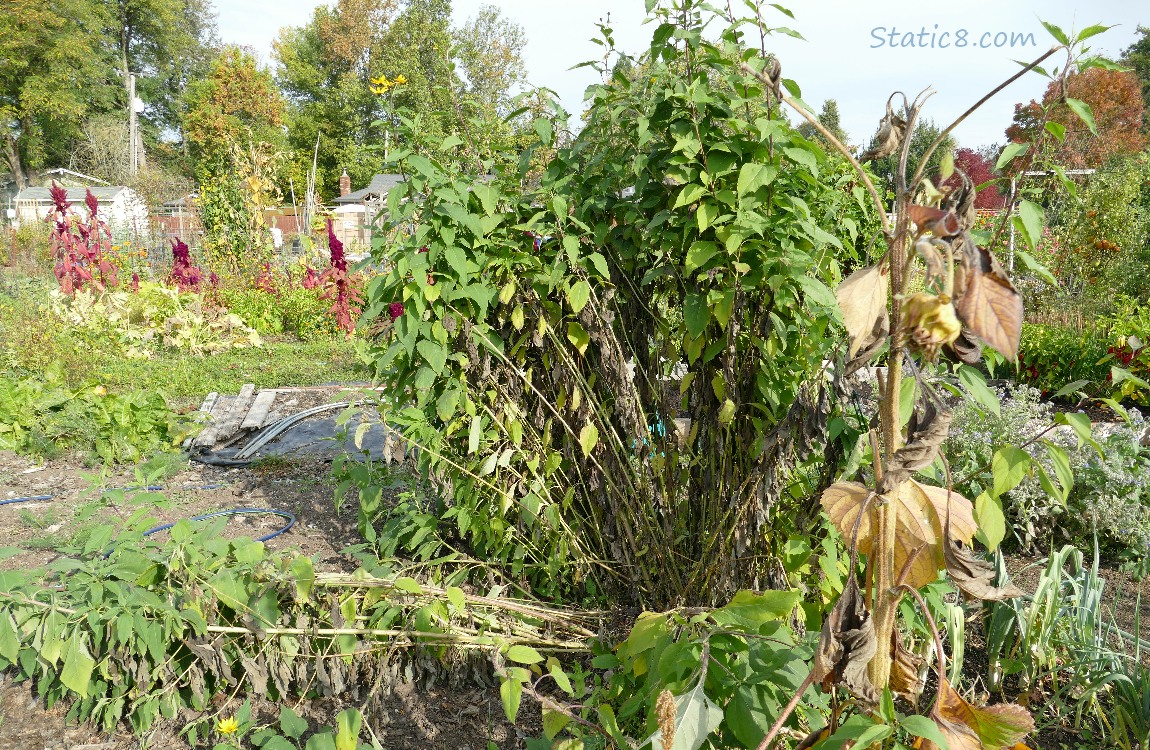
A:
[128,72,139,176]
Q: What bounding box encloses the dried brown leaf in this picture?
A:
[822,480,976,589]
[908,204,961,238]
[812,576,879,703]
[956,239,1023,361]
[944,327,984,365]
[922,678,1035,750]
[860,104,907,163]
[837,264,889,357]
[944,539,1026,601]
[880,404,954,492]
[914,237,948,288]
[890,633,925,703]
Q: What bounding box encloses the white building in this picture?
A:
[12,185,150,240]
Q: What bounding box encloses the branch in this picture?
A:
[910,46,1063,190]
[738,62,891,234]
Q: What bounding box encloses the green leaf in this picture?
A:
[736,163,777,196]
[500,676,523,722]
[901,715,950,750]
[684,292,709,337]
[643,680,724,750]
[416,340,448,375]
[1041,20,1070,45]
[0,613,19,662]
[578,423,599,457]
[393,576,423,594]
[533,117,554,145]
[290,556,315,602]
[995,142,1028,171]
[446,586,466,610]
[335,708,362,750]
[543,707,571,740]
[566,322,590,355]
[697,201,718,232]
[505,644,544,664]
[974,492,1006,551]
[305,732,337,750]
[958,365,1000,417]
[566,280,591,314]
[1051,379,1090,399]
[1015,249,1056,284]
[673,183,708,208]
[1066,98,1097,135]
[548,661,574,695]
[61,635,96,698]
[1044,121,1066,142]
[713,589,800,627]
[992,446,1031,498]
[279,706,309,740]
[468,415,483,454]
[1016,199,1044,252]
[1075,24,1112,43]
[1055,411,1092,448]
[685,241,719,272]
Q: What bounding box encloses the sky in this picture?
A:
[213,0,1148,150]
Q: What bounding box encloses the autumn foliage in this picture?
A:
[943,148,1006,210]
[1006,67,1146,169]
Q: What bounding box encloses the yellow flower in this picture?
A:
[216,717,239,735]
[370,75,390,86]
[394,74,407,85]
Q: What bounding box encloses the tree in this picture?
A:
[274,0,528,198]
[104,0,219,156]
[798,99,848,148]
[942,147,1005,209]
[0,0,118,188]
[1121,26,1150,131]
[183,47,285,163]
[183,47,287,263]
[1005,67,1146,169]
[454,4,527,116]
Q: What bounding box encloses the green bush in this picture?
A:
[216,286,342,341]
[1017,323,1108,396]
[0,366,198,464]
[357,24,881,605]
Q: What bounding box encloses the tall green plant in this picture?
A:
[359,6,882,606]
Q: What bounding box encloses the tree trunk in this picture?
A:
[4,134,27,190]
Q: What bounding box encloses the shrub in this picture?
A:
[357,13,881,606]
[1017,323,1108,396]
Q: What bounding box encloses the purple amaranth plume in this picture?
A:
[84,188,98,218]
[169,237,204,292]
[388,302,405,321]
[326,218,348,272]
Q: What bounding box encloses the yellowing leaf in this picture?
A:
[923,678,1034,750]
[821,480,975,588]
[578,423,599,456]
[835,264,889,357]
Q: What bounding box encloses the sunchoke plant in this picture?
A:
[745,17,1116,750]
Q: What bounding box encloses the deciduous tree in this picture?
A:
[1006,67,1146,168]
[1121,26,1150,131]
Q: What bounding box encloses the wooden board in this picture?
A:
[240,390,278,430]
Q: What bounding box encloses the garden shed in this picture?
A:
[12,184,149,238]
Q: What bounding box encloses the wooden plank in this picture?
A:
[210,383,256,445]
[192,395,234,448]
[186,392,219,448]
[240,390,278,430]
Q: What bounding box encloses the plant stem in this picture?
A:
[755,669,816,750]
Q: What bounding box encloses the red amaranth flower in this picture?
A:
[326,218,347,272]
[49,182,69,213]
[84,189,98,218]
[169,237,204,292]
[301,266,319,289]
[388,302,405,321]
[130,273,140,292]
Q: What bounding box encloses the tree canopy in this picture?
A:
[1006,67,1146,169]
